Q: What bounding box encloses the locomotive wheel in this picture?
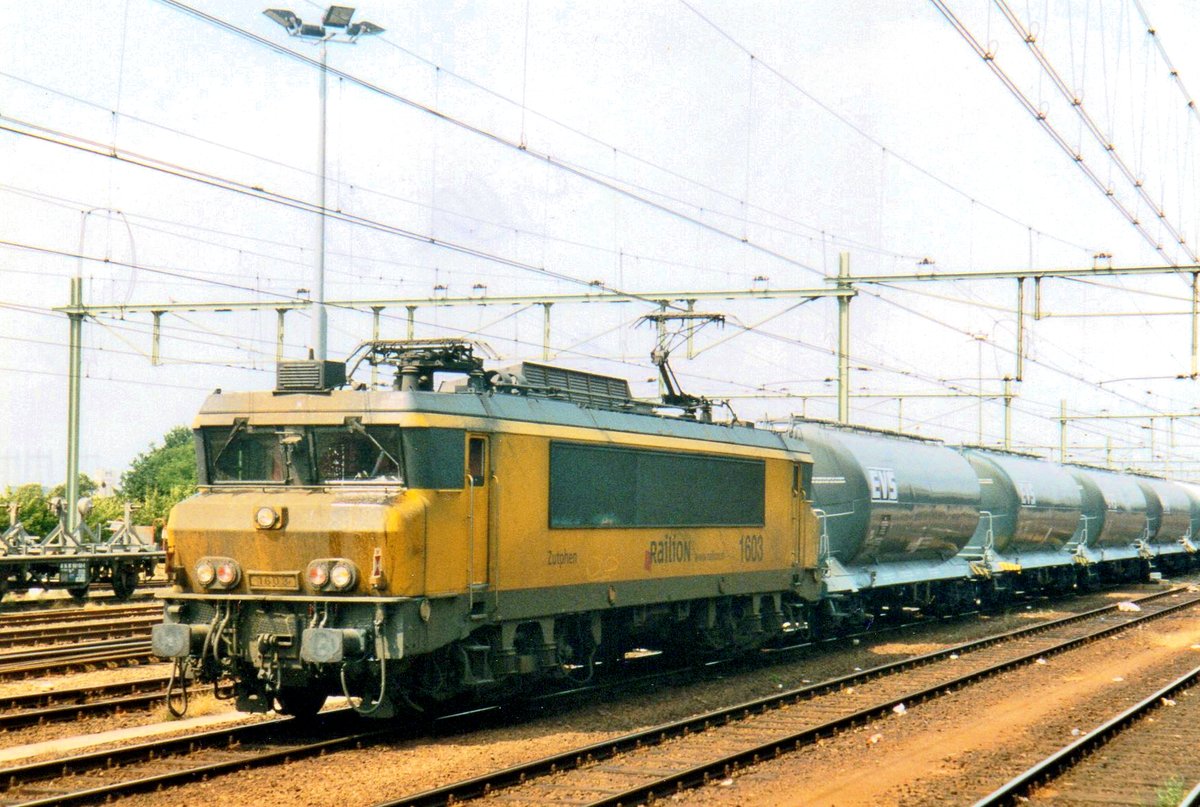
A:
[274,687,327,719]
[111,564,140,601]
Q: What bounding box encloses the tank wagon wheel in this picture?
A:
[111,564,140,601]
[274,687,328,719]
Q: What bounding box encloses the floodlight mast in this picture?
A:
[262,6,384,362]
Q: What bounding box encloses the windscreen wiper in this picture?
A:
[210,418,248,469]
[347,419,402,477]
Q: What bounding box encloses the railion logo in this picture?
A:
[644,535,693,570]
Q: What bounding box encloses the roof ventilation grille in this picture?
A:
[276,360,347,393]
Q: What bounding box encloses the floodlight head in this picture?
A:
[263,8,301,32]
[346,19,384,38]
[299,22,327,38]
[323,5,356,28]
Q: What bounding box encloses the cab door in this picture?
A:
[466,434,490,593]
[794,461,819,569]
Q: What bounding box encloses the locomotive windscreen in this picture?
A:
[200,425,466,488]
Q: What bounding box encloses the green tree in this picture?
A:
[121,426,197,517]
[87,494,128,532]
[47,473,98,501]
[2,475,104,538]
[0,483,56,537]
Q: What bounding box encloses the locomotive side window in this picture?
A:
[468,437,486,486]
[549,442,765,528]
[401,428,466,489]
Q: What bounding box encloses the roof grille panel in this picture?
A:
[276,360,347,393]
[495,362,647,412]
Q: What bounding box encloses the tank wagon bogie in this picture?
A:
[152,340,1200,718]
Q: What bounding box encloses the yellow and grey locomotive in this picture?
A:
[153,340,820,716]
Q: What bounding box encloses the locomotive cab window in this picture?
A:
[201,425,465,488]
[468,437,486,487]
[314,422,403,483]
[205,423,315,485]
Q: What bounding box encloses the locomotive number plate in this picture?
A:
[248,572,300,591]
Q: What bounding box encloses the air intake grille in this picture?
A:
[505,362,645,411]
[276,360,346,392]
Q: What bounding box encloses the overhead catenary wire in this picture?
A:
[676,0,1096,258]
[0,115,686,307]
[4,2,1197,477]
[0,179,796,293]
[928,0,1191,267]
[991,0,1197,265]
[149,0,832,284]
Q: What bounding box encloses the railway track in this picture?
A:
[0,709,401,806]
[0,637,155,681]
[0,585,1191,805]
[0,586,163,614]
[0,603,160,628]
[0,615,159,650]
[380,586,1200,807]
[974,663,1200,806]
[0,675,174,731]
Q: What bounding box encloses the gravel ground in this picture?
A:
[0,662,268,755]
[91,581,1185,807]
[677,602,1200,805]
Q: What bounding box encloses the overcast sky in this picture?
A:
[2,0,1200,487]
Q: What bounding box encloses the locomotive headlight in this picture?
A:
[307,561,330,589]
[254,506,279,529]
[329,561,357,591]
[215,559,241,588]
[306,558,356,592]
[195,560,216,587]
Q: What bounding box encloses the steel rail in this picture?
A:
[972,664,1200,806]
[0,709,399,806]
[0,640,155,681]
[1,587,1189,805]
[0,692,168,731]
[0,675,170,711]
[383,587,1200,807]
[0,616,158,649]
[0,636,152,665]
[0,603,160,627]
[0,676,174,730]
